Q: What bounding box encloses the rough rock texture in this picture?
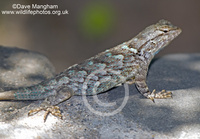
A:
[0,47,200,139]
[0,46,55,120]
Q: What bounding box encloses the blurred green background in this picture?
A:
[0,0,199,72]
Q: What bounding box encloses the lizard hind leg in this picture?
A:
[28,99,63,122]
[28,86,73,122]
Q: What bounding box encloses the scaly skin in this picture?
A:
[0,20,182,121]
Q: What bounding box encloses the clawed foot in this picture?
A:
[147,89,172,102]
[28,105,63,122]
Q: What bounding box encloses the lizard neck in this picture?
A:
[136,51,154,67]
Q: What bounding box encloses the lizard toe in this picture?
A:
[147,89,172,102]
[28,105,63,122]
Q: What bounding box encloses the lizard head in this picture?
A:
[131,20,182,57]
[151,19,182,56]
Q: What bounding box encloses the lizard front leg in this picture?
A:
[134,67,172,102]
[28,86,73,122]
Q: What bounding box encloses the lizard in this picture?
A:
[0,19,181,121]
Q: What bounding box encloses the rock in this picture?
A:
[0,46,55,120]
[0,52,200,139]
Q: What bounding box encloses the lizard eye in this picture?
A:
[160,28,169,33]
[163,30,168,33]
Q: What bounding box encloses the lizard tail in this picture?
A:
[0,90,15,100]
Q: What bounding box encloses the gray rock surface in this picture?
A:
[0,49,200,139]
[0,46,55,121]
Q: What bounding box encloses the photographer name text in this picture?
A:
[12,4,58,10]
